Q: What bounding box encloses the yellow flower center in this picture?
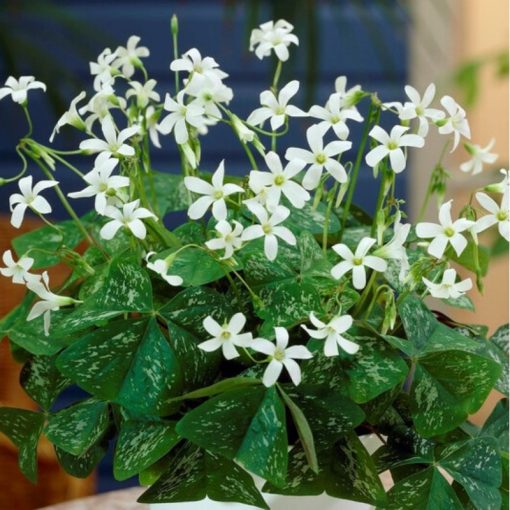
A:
[444,227,455,237]
[262,223,272,235]
[273,348,285,361]
[353,258,363,266]
[387,141,398,150]
[220,330,231,340]
[497,211,508,221]
[316,153,327,165]
[213,190,224,200]
[274,175,285,186]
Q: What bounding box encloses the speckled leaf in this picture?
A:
[176,386,288,486]
[173,377,261,402]
[114,420,179,481]
[478,399,508,452]
[160,287,233,389]
[56,319,182,416]
[301,336,408,403]
[380,467,464,510]
[264,434,386,506]
[55,442,107,478]
[144,171,190,214]
[283,201,341,235]
[20,355,70,410]
[488,324,509,396]
[442,294,475,311]
[138,443,269,509]
[0,408,44,482]
[45,399,109,456]
[439,438,501,510]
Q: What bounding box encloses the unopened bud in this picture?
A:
[171,14,179,37]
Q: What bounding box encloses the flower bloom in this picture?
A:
[423,268,472,299]
[185,74,233,121]
[399,83,444,137]
[145,252,183,287]
[416,200,474,259]
[79,85,127,131]
[331,237,387,290]
[50,91,87,142]
[250,327,313,387]
[205,220,244,259]
[334,76,362,109]
[170,48,228,82]
[100,199,156,240]
[90,48,118,90]
[438,95,471,151]
[460,139,498,175]
[0,250,38,285]
[249,151,309,209]
[242,203,296,261]
[157,91,205,144]
[114,35,150,78]
[27,272,80,336]
[198,313,253,360]
[285,124,352,190]
[80,115,139,158]
[9,176,59,229]
[249,19,299,62]
[247,80,306,131]
[0,76,46,104]
[365,125,424,174]
[184,160,244,221]
[473,191,509,241]
[126,79,160,108]
[301,312,358,356]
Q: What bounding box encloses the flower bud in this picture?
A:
[171,14,179,37]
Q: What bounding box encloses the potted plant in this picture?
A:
[0,15,507,510]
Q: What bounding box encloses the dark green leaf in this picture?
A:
[144,171,190,214]
[442,295,475,311]
[55,442,107,478]
[283,201,340,235]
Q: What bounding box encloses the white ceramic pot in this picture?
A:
[149,436,382,510]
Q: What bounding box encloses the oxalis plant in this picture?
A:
[0,15,508,510]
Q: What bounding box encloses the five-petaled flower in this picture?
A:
[145,252,183,287]
[50,91,87,142]
[184,160,244,221]
[198,313,253,360]
[301,312,358,356]
[438,95,471,151]
[170,48,228,82]
[100,199,156,240]
[423,268,472,300]
[205,220,244,260]
[126,79,161,108]
[474,191,509,241]
[0,250,38,285]
[285,124,352,190]
[460,139,498,176]
[114,35,150,79]
[9,176,59,229]
[249,20,299,62]
[0,76,46,104]
[365,125,424,174]
[416,200,474,259]
[250,327,313,387]
[331,237,387,290]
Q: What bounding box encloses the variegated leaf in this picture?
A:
[55,442,107,478]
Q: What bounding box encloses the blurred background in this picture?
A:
[0,0,507,508]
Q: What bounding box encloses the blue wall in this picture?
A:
[0,0,408,493]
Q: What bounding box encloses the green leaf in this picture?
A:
[442,294,475,311]
[138,443,269,509]
[176,386,288,486]
[447,241,489,277]
[171,377,261,402]
[0,408,44,482]
[144,171,190,215]
[55,443,107,478]
[283,201,340,235]
[159,287,234,390]
[114,420,180,481]
[487,324,509,396]
[57,319,182,416]
[12,217,90,269]
[45,399,109,456]
[264,434,386,506]
[301,336,409,403]
[478,399,508,452]
[20,355,70,410]
[439,438,502,510]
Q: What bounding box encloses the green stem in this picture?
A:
[371,168,389,237]
[172,18,180,94]
[22,106,33,138]
[271,60,283,92]
[353,271,378,317]
[323,182,339,254]
[146,218,181,249]
[48,152,85,178]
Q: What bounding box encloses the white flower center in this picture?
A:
[273,348,285,361]
[262,223,272,235]
[220,330,231,340]
[213,190,224,200]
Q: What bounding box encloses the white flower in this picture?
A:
[308,93,363,140]
[145,252,183,287]
[68,153,129,213]
[399,83,444,137]
[185,74,233,121]
[198,313,253,360]
[0,250,38,285]
[170,48,228,82]
[423,268,472,299]
[114,35,150,78]
[9,176,59,229]
[438,95,471,151]
[90,48,118,91]
[416,200,474,259]
[126,80,160,108]
[301,312,358,356]
[460,139,498,175]
[334,76,362,109]
[249,19,299,62]
[100,199,156,240]
[247,80,306,131]
[26,272,80,336]
[50,91,87,142]
[250,327,312,387]
[80,115,138,158]
[0,76,46,104]
[484,169,509,194]
[79,86,127,131]
[473,191,509,241]
[331,237,387,290]
[231,114,256,143]
[365,125,424,174]
[158,91,206,144]
[242,203,296,261]
[205,220,244,259]
[184,160,243,221]
[249,151,309,209]
[285,125,351,190]
[145,106,162,148]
